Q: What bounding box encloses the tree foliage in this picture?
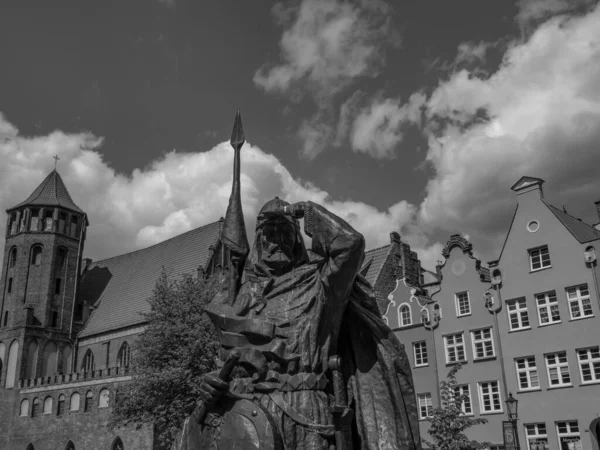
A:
[109,270,220,447]
[423,363,492,450]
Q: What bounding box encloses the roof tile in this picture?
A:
[545,202,600,244]
[9,170,84,214]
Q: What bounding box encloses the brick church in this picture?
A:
[0,168,423,450]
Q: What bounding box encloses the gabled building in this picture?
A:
[493,176,600,450]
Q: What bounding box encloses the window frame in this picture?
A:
[545,351,571,388]
[455,291,471,317]
[453,384,473,416]
[529,245,551,271]
[399,303,412,327]
[515,356,540,391]
[477,380,503,414]
[444,332,467,364]
[556,421,581,450]
[507,297,530,331]
[535,290,561,326]
[417,392,432,420]
[413,341,428,367]
[470,327,495,360]
[565,284,594,320]
[525,423,548,450]
[84,390,93,413]
[576,346,600,384]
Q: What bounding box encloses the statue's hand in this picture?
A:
[197,371,229,407]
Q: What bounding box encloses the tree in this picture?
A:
[423,363,492,450]
[109,269,220,447]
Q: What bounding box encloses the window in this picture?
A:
[31,397,40,417]
[44,210,53,232]
[112,437,124,450]
[507,298,530,331]
[56,248,67,269]
[58,212,67,234]
[413,341,428,367]
[535,291,560,325]
[7,277,12,294]
[70,216,79,238]
[8,213,17,235]
[471,328,495,359]
[81,349,95,372]
[57,394,65,416]
[545,352,571,387]
[566,284,593,319]
[3,311,8,327]
[65,441,75,450]
[577,346,600,384]
[54,278,62,295]
[20,399,29,417]
[529,246,551,271]
[444,333,466,364]
[516,357,540,390]
[30,246,42,266]
[455,291,471,316]
[43,396,53,414]
[26,444,34,450]
[477,381,502,413]
[29,209,39,231]
[525,423,548,450]
[51,311,58,328]
[118,342,131,367]
[9,247,17,267]
[556,421,581,450]
[399,304,412,327]
[70,392,80,411]
[453,384,472,415]
[417,393,432,419]
[99,388,110,408]
[84,390,93,412]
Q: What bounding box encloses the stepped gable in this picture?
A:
[439,233,490,282]
[8,169,85,214]
[544,201,600,244]
[78,221,221,338]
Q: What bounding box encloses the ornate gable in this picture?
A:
[441,234,473,258]
[510,176,545,192]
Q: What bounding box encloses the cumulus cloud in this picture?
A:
[0,112,443,270]
[418,3,600,259]
[515,0,596,28]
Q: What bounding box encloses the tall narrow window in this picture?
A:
[84,390,93,412]
[3,311,8,327]
[112,437,124,450]
[8,247,17,267]
[477,381,502,413]
[471,328,495,359]
[535,291,560,325]
[31,246,43,266]
[70,392,80,411]
[20,399,29,417]
[55,278,62,295]
[99,388,110,408]
[70,216,79,238]
[453,384,472,415]
[43,396,53,414]
[51,311,58,328]
[31,397,40,417]
[515,356,540,391]
[399,304,412,327]
[82,350,95,373]
[455,291,471,316]
[577,346,600,384]
[117,342,131,368]
[417,393,432,419]
[444,333,466,364]
[525,423,548,450]
[44,210,53,231]
[7,277,12,294]
[507,298,530,331]
[56,248,67,269]
[58,212,67,234]
[413,341,428,367]
[545,352,571,387]
[529,246,551,271]
[29,209,39,231]
[9,213,17,235]
[566,284,593,319]
[65,440,75,450]
[57,394,65,416]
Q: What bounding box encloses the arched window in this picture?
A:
[112,437,124,450]
[30,246,43,266]
[31,397,40,417]
[99,388,109,408]
[7,277,13,294]
[56,248,67,269]
[42,341,58,377]
[57,394,66,416]
[81,349,95,373]
[65,441,75,450]
[399,304,412,327]
[25,340,39,380]
[58,212,67,234]
[29,208,40,231]
[117,342,131,368]
[44,210,53,232]
[26,444,34,450]
[9,247,17,267]
[5,339,19,388]
[421,308,430,323]
[62,345,73,374]
[84,390,93,412]
[20,398,29,417]
[70,392,80,411]
[43,396,53,414]
[8,213,17,235]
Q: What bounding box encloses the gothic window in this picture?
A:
[70,216,79,238]
[84,390,93,412]
[58,212,67,234]
[42,341,58,377]
[30,246,43,266]
[31,397,40,417]
[29,209,39,231]
[26,444,34,450]
[117,342,131,368]
[112,437,124,450]
[65,441,75,450]
[81,349,95,373]
[3,311,8,327]
[5,339,18,388]
[99,388,109,408]
[25,340,39,380]
[44,210,53,232]
[20,398,29,417]
[9,247,17,267]
[55,278,62,295]
[8,213,16,235]
[70,393,80,411]
[57,394,65,416]
[56,248,67,269]
[7,277,13,294]
[43,396,53,414]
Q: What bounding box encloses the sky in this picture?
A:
[1,0,599,271]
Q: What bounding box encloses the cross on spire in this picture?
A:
[53,154,60,169]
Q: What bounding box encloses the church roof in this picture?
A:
[544,201,600,244]
[8,170,85,214]
[78,221,222,338]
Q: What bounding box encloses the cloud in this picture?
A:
[515,0,596,28]
[417,3,600,259]
[0,112,442,271]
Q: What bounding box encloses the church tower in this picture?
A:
[0,170,87,387]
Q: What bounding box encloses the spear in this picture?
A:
[221,110,250,304]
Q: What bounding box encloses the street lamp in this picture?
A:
[506,392,520,450]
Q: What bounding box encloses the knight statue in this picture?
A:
[172,111,421,450]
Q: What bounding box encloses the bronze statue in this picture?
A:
[173,112,421,450]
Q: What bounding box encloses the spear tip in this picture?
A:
[230,110,245,149]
